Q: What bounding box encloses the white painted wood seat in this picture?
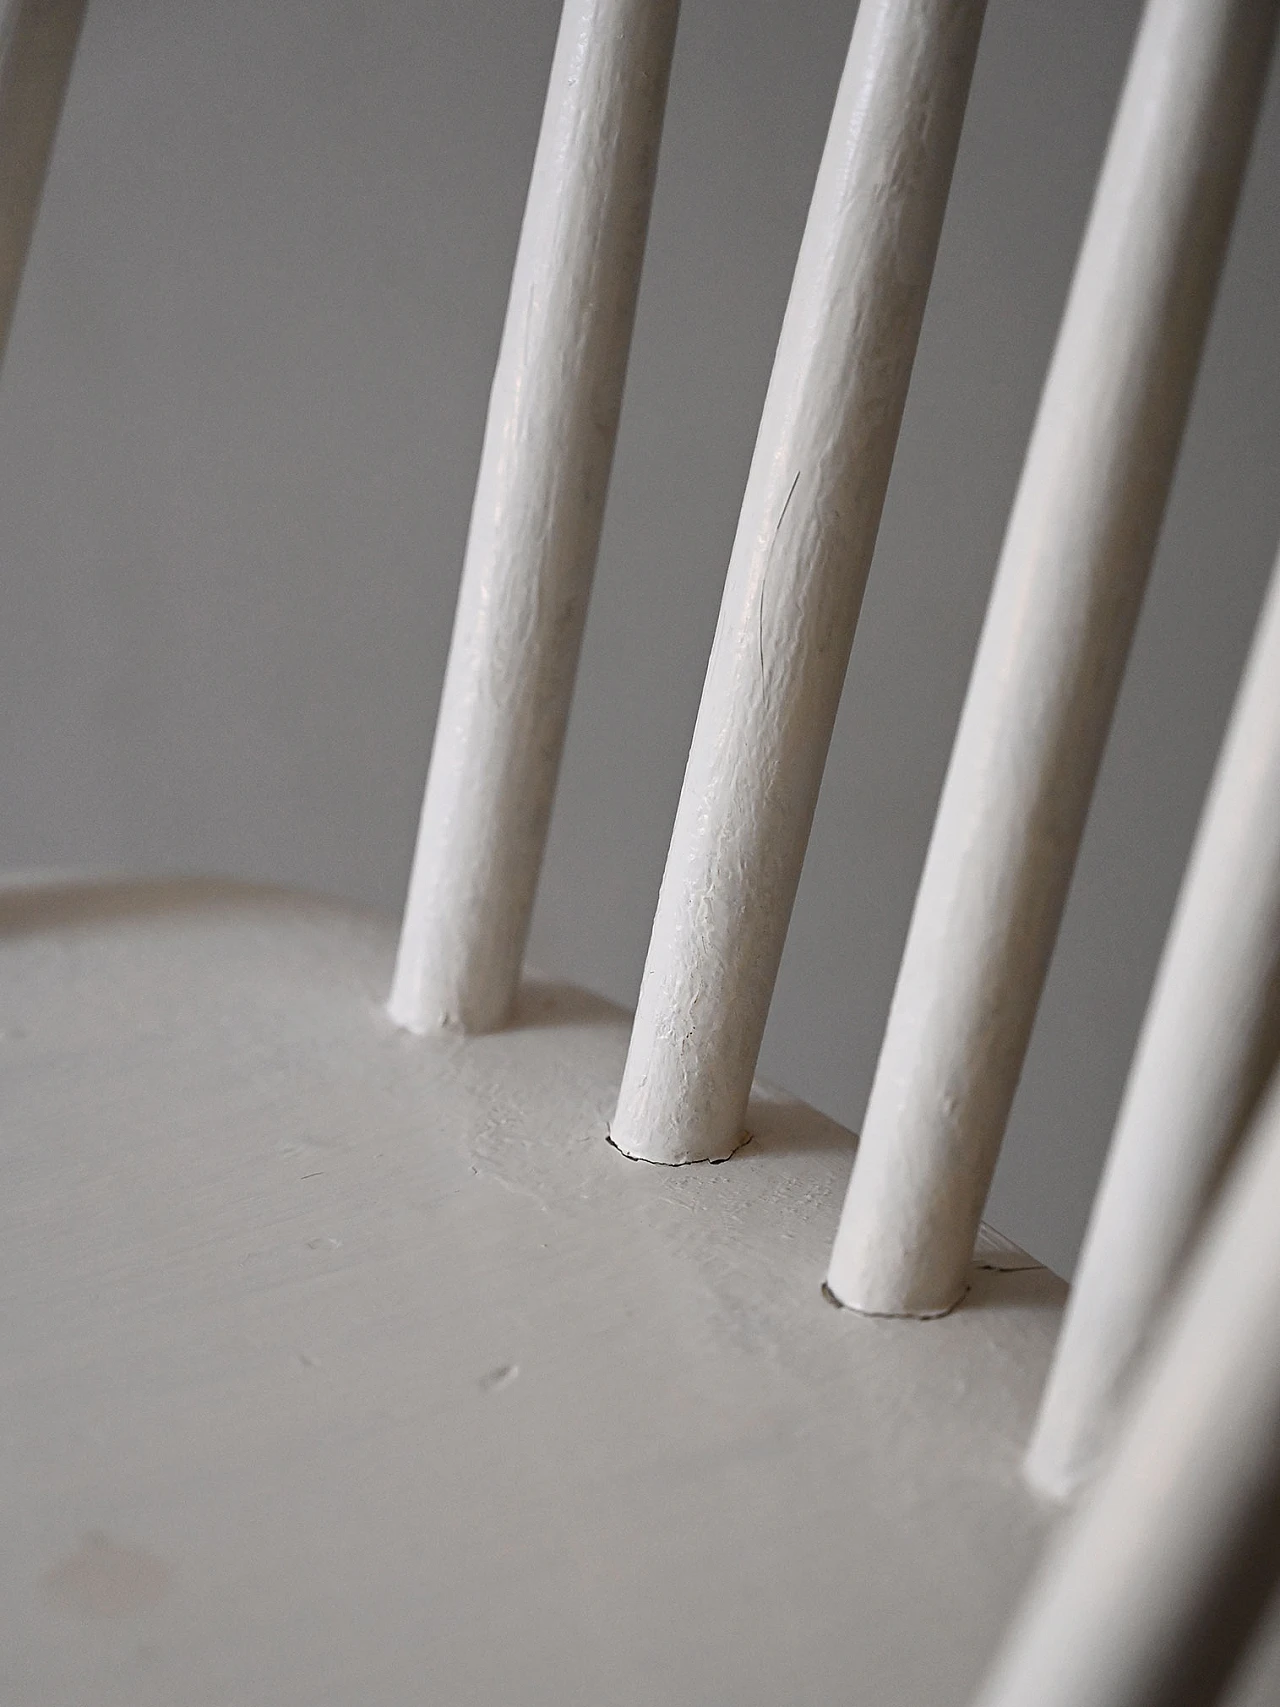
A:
[7,0,1280,1703]
[5,875,1066,1706]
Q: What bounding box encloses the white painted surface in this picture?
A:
[973,1065,1280,1707]
[389,0,678,1036]
[827,0,1278,1317]
[0,876,1072,1707]
[1027,543,1280,1499]
[609,0,986,1166]
[0,0,85,369]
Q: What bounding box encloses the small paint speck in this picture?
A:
[479,1364,519,1393]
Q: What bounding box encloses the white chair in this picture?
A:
[5,2,1280,1703]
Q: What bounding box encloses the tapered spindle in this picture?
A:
[1025,542,1280,1499]
[609,0,987,1165]
[827,0,1277,1317]
[0,0,87,372]
[389,0,679,1034]
[970,1066,1280,1707]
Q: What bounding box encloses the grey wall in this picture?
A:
[3,0,1278,1277]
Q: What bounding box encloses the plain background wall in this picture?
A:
[2,0,1278,1277]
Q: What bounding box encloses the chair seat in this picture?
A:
[3,876,1067,1706]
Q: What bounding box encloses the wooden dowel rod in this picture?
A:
[608,0,988,1166]
[970,1067,1280,1707]
[827,0,1277,1317]
[389,0,679,1034]
[1025,543,1280,1499]
[0,0,87,373]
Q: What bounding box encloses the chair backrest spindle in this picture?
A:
[0,0,87,374]
[1025,539,1280,1499]
[609,0,988,1167]
[389,0,679,1036]
[972,1060,1280,1707]
[10,2,1280,1700]
[826,0,1278,1319]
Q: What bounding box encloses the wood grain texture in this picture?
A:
[1,877,1069,1707]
